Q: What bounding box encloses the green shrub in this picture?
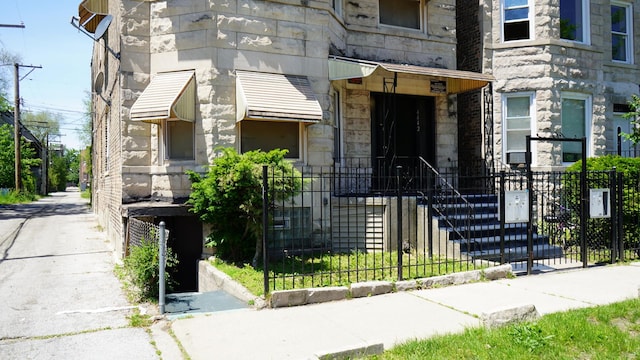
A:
[565,156,640,253]
[123,238,178,301]
[187,147,303,266]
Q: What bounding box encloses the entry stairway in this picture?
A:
[433,194,563,263]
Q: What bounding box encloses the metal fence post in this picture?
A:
[499,171,506,264]
[580,138,588,268]
[609,168,617,263]
[617,171,625,261]
[396,166,403,281]
[159,221,166,314]
[262,165,269,297]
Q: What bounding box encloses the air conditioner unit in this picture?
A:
[507,152,526,165]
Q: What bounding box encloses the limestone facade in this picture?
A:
[475,0,640,169]
[85,0,487,257]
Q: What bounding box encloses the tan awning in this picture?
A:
[78,0,109,34]
[328,56,494,94]
[130,71,196,124]
[236,70,322,122]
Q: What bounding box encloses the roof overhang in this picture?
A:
[130,70,196,124]
[236,70,323,123]
[78,0,109,34]
[328,56,494,94]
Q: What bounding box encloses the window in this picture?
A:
[503,94,534,164]
[560,0,589,43]
[379,0,422,30]
[611,2,633,63]
[503,0,533,41]
[240,121,301,159]
[165,121,194,160]
[561,93,592,162]
[333,91,343,161]
[333,0,343,17]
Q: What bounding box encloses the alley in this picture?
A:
[0,190,158,360]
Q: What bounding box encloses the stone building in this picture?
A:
[458,0,640,169]
[76,0,493,289]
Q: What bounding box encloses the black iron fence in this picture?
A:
[260,161,640,295]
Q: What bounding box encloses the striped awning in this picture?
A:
[328,56,494,94]
[130,71,196,124]
[236,70,323,122]
[78,0,109,34]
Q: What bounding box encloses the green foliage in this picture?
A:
[621,94,640,145]
[0,189,38,205]
[123,238,178,301]
[48,149,80,191]
[21,110,62,144]
[508,323,553,353]
[565,156,640,253]
[187,148,303,264]
[0,123,41,193]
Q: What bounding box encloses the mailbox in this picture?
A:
[589,189,611,219]
[504,190,529,223]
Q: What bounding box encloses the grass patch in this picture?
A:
[80,189,91,199]
[369,298,640,359]
[211,252,483,296]
[127,309,152,327]
[0,190,39,205]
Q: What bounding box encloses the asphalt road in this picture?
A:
[0,190,159,360]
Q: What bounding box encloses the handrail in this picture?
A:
[417,156,475,214]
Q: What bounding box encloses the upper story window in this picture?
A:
[333,0,343,17]
[560,0,590,43]
[611,1,633,63]
[240,121,302,160]
[503,0,533,41]
[379,0,422,30]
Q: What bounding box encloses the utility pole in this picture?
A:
[13,63,42,191]
[14,63,20,191]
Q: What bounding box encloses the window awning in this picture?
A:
[236,70,323,123]
[130,70,196,124]
[328,56,494,94]
[78,0,109,34]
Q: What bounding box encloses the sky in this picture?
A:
[0,0,93,150]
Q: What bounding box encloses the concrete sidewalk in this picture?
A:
[164,263,640,360]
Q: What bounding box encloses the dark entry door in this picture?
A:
[371,93,435,189]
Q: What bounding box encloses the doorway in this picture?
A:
[371,93,436,189]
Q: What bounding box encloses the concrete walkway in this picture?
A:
[162,263,640,359]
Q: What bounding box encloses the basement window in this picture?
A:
[379,0,422,30]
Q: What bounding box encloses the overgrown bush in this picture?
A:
[123,238,178,301]
[187,147,303,266]
[565,156,640,253]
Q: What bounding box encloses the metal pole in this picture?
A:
[499,171,506,264]
[580,138,588,268]
[396,166,403,281]
[262,165,269,297]
[525,136,533,275]
[159,221,166,314]
[14,63,21,191]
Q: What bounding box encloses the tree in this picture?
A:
[78,91,92,148]
[186,148,303,267]
[622,94,640,145]
[21,110,61,143]
[0,123,41,192]
[0,49,21,112]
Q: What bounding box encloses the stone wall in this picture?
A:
[483,0,640,168]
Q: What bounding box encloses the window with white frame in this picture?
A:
[379,0,422,30]
[240,121,302,160]
[333,90,343,161]
[333,0,343,17]
[560,0,590,43]
[165,121,194,160]
[561,93,592,162]
[502,0,533,41]
[503,93,534,164]
[611,1,633,63]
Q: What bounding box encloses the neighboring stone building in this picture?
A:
[459,0,640,169]
[76,0,493,290]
